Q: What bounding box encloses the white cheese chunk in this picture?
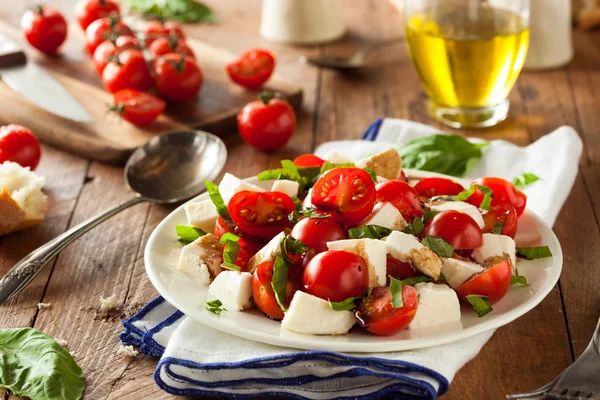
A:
[359,202,406,231]
[281,291,355,335]
[247,231,285,273]
[327,239,387,287]
[473,233,517,273]
[408,283,461,330]
[441,258,483,289]
[303,189,313,209]
[426,200,485,229]
[209,271,253,311]
[218,173,265,205]
[271,180,299,198]
[324,151,354,164]
[385,231,442,280]
[185,200,219,233]
[177,234,224,285]
[354,149,402,180]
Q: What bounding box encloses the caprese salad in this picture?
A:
[175,148,552,336]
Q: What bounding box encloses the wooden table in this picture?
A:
[1,1,599,399]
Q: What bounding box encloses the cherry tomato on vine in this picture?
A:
[375,180,423,222]
[21,5,67,54]
[421,210,483,249]
[226,49,275,88]
[109,89,165,126]
[102,49,153,93]
[143,20,185,46]
[355,285,418,336]
[290,217,347,254]
[481,203,518,238]
[0,125,41,170]
[153,54,203,102]
[148,36,195,60]
[85,16,132,55]
[252,261,302,320]
[414,177,465,199]
[92,35,140,74]
[75,0,120,30]
[228,190,295,238]
[467,177,527,216]
[293,154,326,168]
[457,259,512,305]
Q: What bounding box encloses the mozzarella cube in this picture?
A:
[281,291,355,335]
[177,234,224,285]
[209,271,253,311]
[218,173,265,205]
[473,233,517,273]
[359,202,406,231]
[426,200,485,229]
[271,180,299,198]
[247,232,285,273]
[185,200,219,233]
[303,189,313,209]
[354,149,402,180]
[324,151,354,164]
[408,283,461,330]
[441,258,483,289]
[327,239,387,287]
[385,231,442,280]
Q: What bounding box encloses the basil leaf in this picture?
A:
[220,233,241,270]
[363,168,378,183]
[123,0,217,23]
[437,272,446,281]
[516,246,553,260]
[281,160,301,181]
[404,217,425,236]
[400,276,432,286]
[0,328,84,400]
[205,299,226,315]
[398,134,489,177]
[320,162,355,175]
[492,222,504,235]
[271,236,309,311]
[423,210,439,223]
[219,232,241,244]
[429,195,456,202]
[389,276,404,308]
[282,236,309,262]
[421,235,454,257]
[288,207,329,224]
[512,173,540,189]
[453,185,476,201]
[329,296,362,311]
[348,225,392,240]
[466,295,493,317]
[205,180,233,224]
[176,225,206,245]
[510,275,530,286]
[258,169,284,181]
[454,184,493,210]
[221,262,241,271]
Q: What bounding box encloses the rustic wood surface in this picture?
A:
[1,1,599,399]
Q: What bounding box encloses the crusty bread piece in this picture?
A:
[0,162,47,236]
[355,148,402,180]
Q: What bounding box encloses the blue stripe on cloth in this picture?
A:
[361,118,384,141]
[140,310,185,358]
[119,296,166,346]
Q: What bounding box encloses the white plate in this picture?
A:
[144,169,562,353]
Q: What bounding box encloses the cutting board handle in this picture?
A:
[0,34,26,68]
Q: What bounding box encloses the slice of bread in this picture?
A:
[0,162,47,236]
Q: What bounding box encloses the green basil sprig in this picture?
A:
[176,225,206,245]
[466,295,493,317]
[512,173,540,189]
[516,246,553,260]
[421,235,454,257]
[271,236,309,311]
[510,275,530,286]
[329,296,363,311]
[205,180,233,224]
[122,0,217,23]
[205,299,226,315]
[403,216,425,236]
[220,233,241,271]
[348,225,392,240]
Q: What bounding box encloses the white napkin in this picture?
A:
[122,119,582,399]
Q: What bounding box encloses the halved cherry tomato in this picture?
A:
[21,5,67,55]
[290,217,347,253]
[147,36,195,60]
[213,216,234,239]
[92,35,140,74]
[421,210,483,249]
[228,191,295,238]
[226,237,261,272]
[457,259,512,305]
[293,154,326,168]
[303,250,368,302]
[143,20,185,46]
[355,285,418,336]
[102,49,153,93]
[85,16,133,54]
[226,49,275,88]
[467,177,527,216]
[375,180,423,222]
[386,255,419,284]
[0,124,41,170]
[414,177,465,199]
[481,203,518,238]
[252,261,302,320]
[153,54,203,102]
[311,168,376,227]
[75,0,120,30]
[109,89,165,126]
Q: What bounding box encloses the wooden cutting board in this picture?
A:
[0,22,303,164]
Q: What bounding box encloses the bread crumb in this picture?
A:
[37,302,51,310]
[99,294,119,311]
[55,338,68,348]
[117,344,138,358]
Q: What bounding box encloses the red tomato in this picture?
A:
[21,5,67,54]
[311,168,377,227]
[226,49,275,88]
[148,36,195,60]
[457,259,512,305]
[467,177,527,216]
[143,20,185,46]
[414,177,465,199]
[303,250,369,302]
[213,216,234,239]
[481,203,518,238]
[93,35,140,75]
[252,261,302,320]
[85,17,133,55]
[386,255,419,284]
[109,89,165,126]
[421,210,483,249]
[293,154,326,168]
[355,286,418,336]
[226,237,261,272]
[237,96,296,152]
[102,49,153,93]
[75,0,120,30]
[375,180,423,222]
[153,54,203,102]
[399,170,408,183]
[290,217,347,253]
[0,125,41,170]
[228,191,295,238]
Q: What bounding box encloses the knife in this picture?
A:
[0,34,93,123]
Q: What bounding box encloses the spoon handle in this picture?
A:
[0,196,147,304]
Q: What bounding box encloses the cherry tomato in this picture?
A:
[467,177,527,216]
[21,5,67,55]
[75,0,120,30]
[481,203,518,238]
[375,180,423,222]
[421,210,483,249]
[386,255,419,284]
[226,236,262,272]
[226,49,275,88]
[414,177,465,199]
[213,216,234,239]
[85,16,133,55]
[311,168,377,227]
[290,217,347,253]
[457,259,512,305]
[153,54,203,102]
[0,125,41,170]
[237,95,296,152]
[148,36,195,60]
[293,154,326,168]
[228,191,295,238]
[252,261,302,320]
[355,285,418,336]
[143,20,185,46]
[102,49,153,93]
[93,35,140,75]
[109,89,165,126]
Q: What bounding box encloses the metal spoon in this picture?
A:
[0,130,227,304]
[300,37,404,70]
